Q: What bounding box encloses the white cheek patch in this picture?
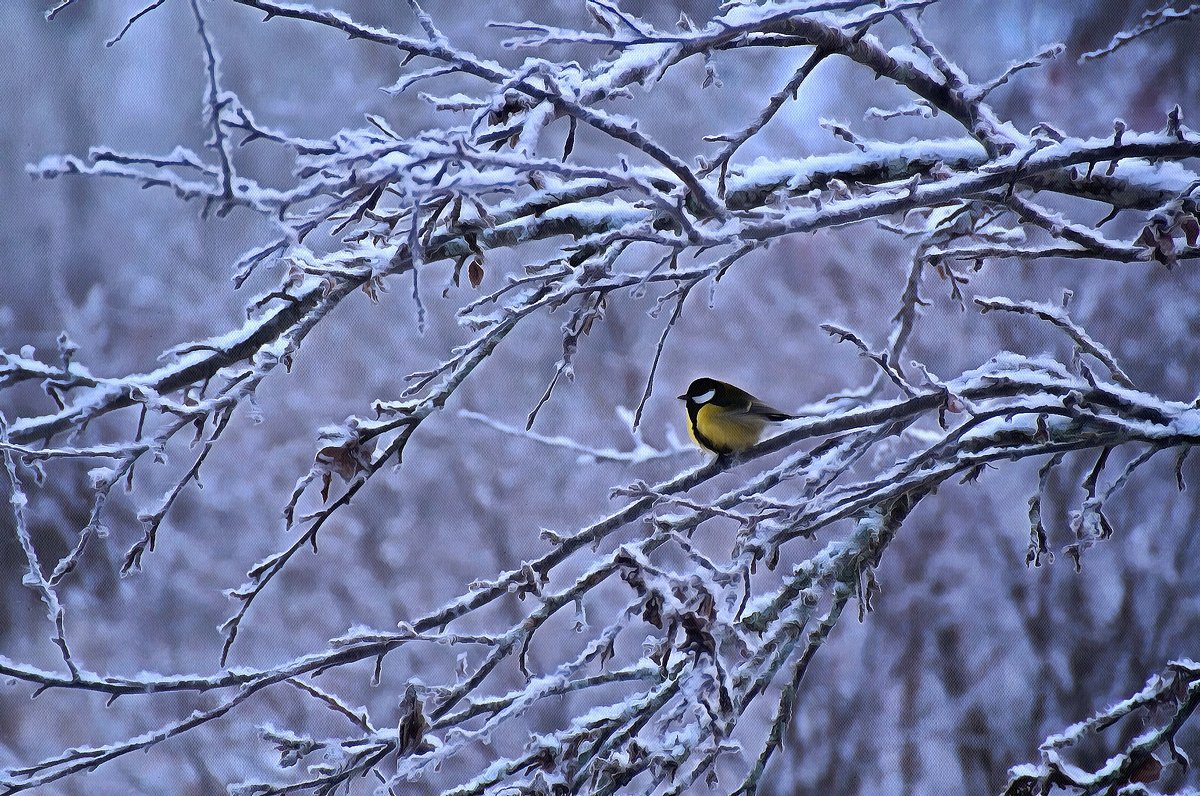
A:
[693,388,715,404]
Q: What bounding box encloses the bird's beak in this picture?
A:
[677,394,687,401]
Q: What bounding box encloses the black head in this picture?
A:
[678,377,728,407]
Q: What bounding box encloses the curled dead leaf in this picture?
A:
[468,256,485,288]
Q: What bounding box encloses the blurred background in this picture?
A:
[3,1,1200,793]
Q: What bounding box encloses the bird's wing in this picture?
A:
[747,399,795,421]
[724,394,794,421]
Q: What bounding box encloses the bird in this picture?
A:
[677,377,796,457]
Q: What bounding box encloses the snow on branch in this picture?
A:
[1004,660,1200,795]
[6,0,1200,793]
[7,348,1200,792]
[1080,2,1200,62]
[973,295,1135,389]
[458,408,690,464]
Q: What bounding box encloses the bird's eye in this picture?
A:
[692,388,715,403]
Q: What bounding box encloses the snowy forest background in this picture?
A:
[3,0,1200,794]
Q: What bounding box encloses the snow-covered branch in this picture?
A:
[5,0,1200,793]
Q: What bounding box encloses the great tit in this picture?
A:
[678,378,796,456]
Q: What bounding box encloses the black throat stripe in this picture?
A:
[688,405,721,453]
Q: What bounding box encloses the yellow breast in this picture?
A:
[690,404,766,455]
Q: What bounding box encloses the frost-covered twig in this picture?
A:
[1080,2,1200,62]
[189,0,236,212]
[107,0,171,46]
[975,43,1065,101]
[459,409,689,464]
[974,296,1135,388]
[6,352,1200,792]
[0,414,78,679]
[702,46,830,185]
[11,2,1200,793]
[1003,660,1200,795]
